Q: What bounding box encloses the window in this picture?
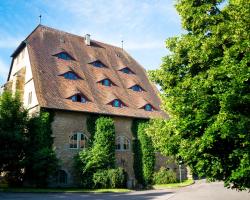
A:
[69,132,88,149]
[63,72,79,80]
[130,85,143,92]
[112,99,124,108]
[55,52,74,60]
[115,136,130,151]
[91,60,106,68]
[144,104,153,111]
[120,67,134,74]
[101,79,112,86]
[28,92,32,105]
[71,94,87,103]
[57,170,67,184]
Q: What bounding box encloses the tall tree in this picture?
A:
[0,92,28,185]
[149,0,250,190]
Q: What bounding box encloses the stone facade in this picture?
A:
[50,110,189,187]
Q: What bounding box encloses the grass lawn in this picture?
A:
[153,179,194,189]
[0,187,131,193]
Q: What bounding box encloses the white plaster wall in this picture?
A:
[9,47,39,109]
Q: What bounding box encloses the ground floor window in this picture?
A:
[115,136,130,151]
[69,132,88,149]
[57,170,67,184]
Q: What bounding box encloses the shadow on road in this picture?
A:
[0,191,173,200]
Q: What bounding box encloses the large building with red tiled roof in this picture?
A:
[4,25,173,187]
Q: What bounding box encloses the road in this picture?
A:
[0,180,249,200]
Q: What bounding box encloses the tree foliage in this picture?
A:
[24,111,58,187]
[76,117,116,188]
[0,92,58,187]
[0,92,27,185]
[149,0,250,190]
[132,119,155,186]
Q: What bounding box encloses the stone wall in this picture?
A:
[50,110,184,187]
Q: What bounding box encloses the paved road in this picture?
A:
[0,180,249,200]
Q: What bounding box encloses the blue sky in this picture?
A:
[0,0,182,85]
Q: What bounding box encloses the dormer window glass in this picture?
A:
[55,52,74,61]
[144,104,153,111]
[71,94,87,103]
[63,72,79,80]
[120,67,134,74]
[130,85,143,92]
[112,99,124,108]
[91,60,105,68]
[102,79,111,86]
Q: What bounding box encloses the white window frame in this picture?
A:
[69,132,88,149]
[28,92,32,105]
[115,136,130,151]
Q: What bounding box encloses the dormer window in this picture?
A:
[63,72,79,80]
[120,67,134,74]
[144,104,153,111]
[91,60,106,68]
[102,79,112,86]
[71,94,87,103]
[130,85,143,92]
[54,52,74,61]
[112,99,124,108]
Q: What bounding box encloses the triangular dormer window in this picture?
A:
[130,84,143,92]
[70,93,88,103]
[54,52,75,61]
[90,60,106,68]
[110,99,125,108]
[98,78,116,87]
[144,104,153,111]
[120,67,134,74]
[62,71,80,80]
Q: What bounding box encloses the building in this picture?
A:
[4,25,187,187]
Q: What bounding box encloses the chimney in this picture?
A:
[85,34,90,46]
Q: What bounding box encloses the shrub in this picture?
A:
[93,168,127,189]
[153,167,177,184]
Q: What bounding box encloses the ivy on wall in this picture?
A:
[86,114,101,147]
[131,119,155,186]
[75,116,116,188]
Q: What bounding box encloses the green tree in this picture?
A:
[149,0,250,190]
[76,117,116,188]
[24,111,58,187]
[0,92,28,185]
[132,119,155,186]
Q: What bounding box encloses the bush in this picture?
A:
[93,168,127,189]
[153,167,177,184]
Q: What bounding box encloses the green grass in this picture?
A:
[153,179,194,189]
[0,187,131,193]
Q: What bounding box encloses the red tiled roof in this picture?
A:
[23,25,167,119]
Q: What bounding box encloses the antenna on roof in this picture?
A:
[39,14,42,25]
[121,40,124,51]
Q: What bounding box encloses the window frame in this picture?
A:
[120,67,134,74]
[115,136,130,151]
[63,72,79,80]
[91,60,106,68]
[112,99,124,108]
[144,104,153,111]
[130,84,143,92]
[28,91,32,105]
[54,52,75,61]
[69,132,88,149]
[71,93,87,103]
